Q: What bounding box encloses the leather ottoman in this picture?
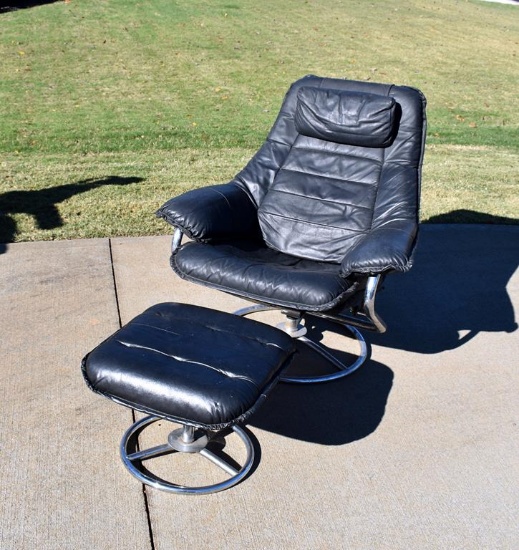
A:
[82,302,296,494]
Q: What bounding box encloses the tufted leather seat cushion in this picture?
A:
[172,240,359,311]
[82,303,296,430]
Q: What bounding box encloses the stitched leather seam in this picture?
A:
[130,322,182,337]
[133,316,291,354]
[265,187,374,211]
[132,310,292,351]
[117,340,262,388]
[267,136,294,148]
[129,319,287,353]
[259,210,369,233]
[279,166,380,186]
[196,322,291,352]
[290,144,384,164]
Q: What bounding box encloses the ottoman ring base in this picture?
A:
[121,415,254,495]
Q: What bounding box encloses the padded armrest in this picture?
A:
[340,220,418,277]
[156,183,260,241]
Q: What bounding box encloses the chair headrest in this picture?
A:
[295,86,399,147]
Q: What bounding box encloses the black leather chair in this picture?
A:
[157,75,427,383]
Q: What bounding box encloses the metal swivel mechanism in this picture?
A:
[234,301,376,384]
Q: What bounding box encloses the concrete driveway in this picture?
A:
[1,225,518,549]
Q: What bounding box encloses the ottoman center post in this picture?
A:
[167,426,209,453]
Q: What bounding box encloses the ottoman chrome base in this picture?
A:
[121,416,254,495]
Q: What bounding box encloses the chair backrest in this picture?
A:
[233,75,427,263]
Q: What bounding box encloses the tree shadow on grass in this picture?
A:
[0,176,143,253]
[0,1,59,13]
[424,209,518,225]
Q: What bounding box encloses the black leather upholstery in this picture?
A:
[157,75,426,312]
[82,303,296,430]
[295,87,399,147]
[171,240,359,311]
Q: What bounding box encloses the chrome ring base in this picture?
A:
[293,325,367,383]
[234,305,368,384]
[120,416,255,495]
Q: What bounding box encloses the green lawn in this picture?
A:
[1,0,518,243]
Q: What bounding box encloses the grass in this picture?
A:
[0,0,518,243]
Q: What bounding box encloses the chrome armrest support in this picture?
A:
[363,275,387,333]
[306,274,386,333]
[171,228,184,254]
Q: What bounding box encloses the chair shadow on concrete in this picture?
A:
[0,176,143,254]
[369,211,518,355]
[251,210,519,445]
[251,318,394,446]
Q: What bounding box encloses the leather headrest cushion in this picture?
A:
[295,87,398,147]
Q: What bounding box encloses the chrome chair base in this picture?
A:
[120,415,254,495]
[234,305,368,384]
